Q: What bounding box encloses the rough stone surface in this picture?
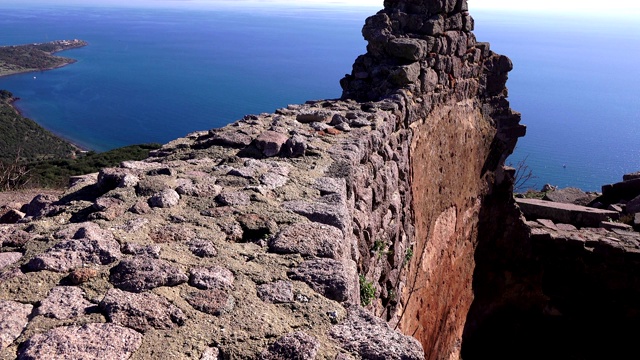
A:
[189,266,234,290]
[100,288,186,332]
[148,188,180,208]
[0,300,32,349]
[516,198,618,228]
[542,187,590,204]
[36,286,92,320]
[109,257,188,293]
[183,289,235,316]
[330,307,424,360]
[17,323,143,360]
[0,252,22,271]
[269,222,347,259]
[288,258,358,304]
[27,230,122,272]
[261,331,320,360]
[257,280,294,304]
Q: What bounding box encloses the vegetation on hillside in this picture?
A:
[0,40,87,75]
[0,91,160,190]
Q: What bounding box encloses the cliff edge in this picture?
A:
[0,1,525,359]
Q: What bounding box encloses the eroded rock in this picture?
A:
[17,323,143,360]
[99,288,186,332]
[109,257,188,293]
[261,331,320,360]
[36,286,92,320]
[0,300,32,349]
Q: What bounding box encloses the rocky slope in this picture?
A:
[0,0,527,359]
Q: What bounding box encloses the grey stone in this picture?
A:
[386,38,427,61]
[17,323,142,360]
[121,242,161,258]
[149,189,180,208]
[22,194,59,218]
[260,172,289,189]
[269,222,347,259]
[257,281,294,304]
[109,257,188,293]
[600,221,633,232]
[284,200,349,230]
[516,198,619,228]
[188,239,218,258]
[296,111,332,123]
[189,266,234,290]
[184,289,234,316]
[98,167,138,191]
[281,134,307,157]
[27,233,122,273]
[260,331,319,360]
[627,195,640,214]
[0,252,22,271]
[288,258,358,304]
[542,187,589,205]
[255,131,289,157]
[0,227,30,247]
[0,300,33,349]
[330,307,424,360]
[201,347,220,360]
[215,191,251,207]
[99,288,185,332]
[36,286,92,320]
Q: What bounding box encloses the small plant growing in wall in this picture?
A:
[359,274,375,306]
[403,246,414,267]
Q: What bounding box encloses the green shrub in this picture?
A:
[359,274,375,306]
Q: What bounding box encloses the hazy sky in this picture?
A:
[9,0,640,16]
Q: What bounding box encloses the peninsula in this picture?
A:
[0,39,87,77]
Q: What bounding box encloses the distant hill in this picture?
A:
[0,39,88,77]
[0,92,77,163]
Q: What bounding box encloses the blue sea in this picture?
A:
[0,2,638,191]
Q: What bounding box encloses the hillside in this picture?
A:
[0,39,87,77]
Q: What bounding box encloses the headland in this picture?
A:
[0,39,87,77]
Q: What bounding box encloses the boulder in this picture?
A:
[0,252,22,271]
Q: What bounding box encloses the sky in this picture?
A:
[8,0,640,15]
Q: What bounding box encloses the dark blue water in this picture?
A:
[0,4,638,191]
[0,4,373,150]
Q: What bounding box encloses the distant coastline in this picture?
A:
[0,39,88,78]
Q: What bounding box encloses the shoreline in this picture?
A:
[6,97,90,153]
[0,59,78,78]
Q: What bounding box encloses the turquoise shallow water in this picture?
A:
[0,4,638,191]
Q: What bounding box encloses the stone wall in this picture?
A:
[0,0,525,359]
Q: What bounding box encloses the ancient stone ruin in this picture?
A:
[1,0,638,359]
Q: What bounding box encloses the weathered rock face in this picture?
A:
[0,0,525,359]
[338,0,523,358]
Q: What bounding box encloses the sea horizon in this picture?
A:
[0,2,638,191]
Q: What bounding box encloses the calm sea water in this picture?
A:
[0,3,638,191]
